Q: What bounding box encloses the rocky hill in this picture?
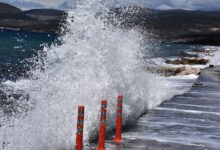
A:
[0,2,66,34]
[107,6,220,45]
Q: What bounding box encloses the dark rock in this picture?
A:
[158,66,200,76]
[165,58,209,65]
[193,82,203,86]
[193,49,216,56]
[158,67,185,76]
[194,49,216,54]
[209,65,215,68]
[146,66,201,76]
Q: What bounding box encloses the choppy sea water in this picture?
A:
[0,1,220,150]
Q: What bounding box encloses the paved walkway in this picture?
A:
[104,66,220,150]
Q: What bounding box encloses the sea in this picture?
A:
[0,1,220,150]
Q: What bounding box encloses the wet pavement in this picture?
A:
[91,66,220,150]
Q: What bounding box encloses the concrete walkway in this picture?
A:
[104,66,220,150]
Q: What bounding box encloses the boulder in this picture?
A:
[193,49,216,56]
[165,57,209,65]
[209,64,215,68]
[176,66,201,76]
[145,66,201,76]
[158,66,201,76]
[194,82,203,86]
[194,49,216,53]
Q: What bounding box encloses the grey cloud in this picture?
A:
[4,0,220,10]
[143,0,220,11]
[22,0,64,8]
[111,0,220,11]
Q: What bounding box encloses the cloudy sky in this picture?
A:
[22,0,64,8]
[1,0,220,10]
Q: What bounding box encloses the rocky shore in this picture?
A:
[158,66,201,76]
[165,58,209,65]
[146,48,217,77]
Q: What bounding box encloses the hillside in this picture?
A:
[0,2,22,14]
[107,7,220,45]
[0,2,66,34]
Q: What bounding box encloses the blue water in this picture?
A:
[0,29,61,81]
[0,29,58,65]
[0,29,205,82]
[0,30,202,65]
[141,39,203,60]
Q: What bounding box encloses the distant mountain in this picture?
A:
[0,0,44,10]
[0,2,66,33]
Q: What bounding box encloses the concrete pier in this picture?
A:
[105,66,220,150]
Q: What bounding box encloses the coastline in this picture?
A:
[0,2,220,149]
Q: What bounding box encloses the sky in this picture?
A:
[113,0,220,10]
[22,0,64,8]
[1,0,220,11]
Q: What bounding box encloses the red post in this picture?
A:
[97,100,107,150]
[113,95,123,143]
[75,106,85,150]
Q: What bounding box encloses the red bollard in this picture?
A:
[113,95,123,143]
[97,100,107,150]
[75,106,85,150]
